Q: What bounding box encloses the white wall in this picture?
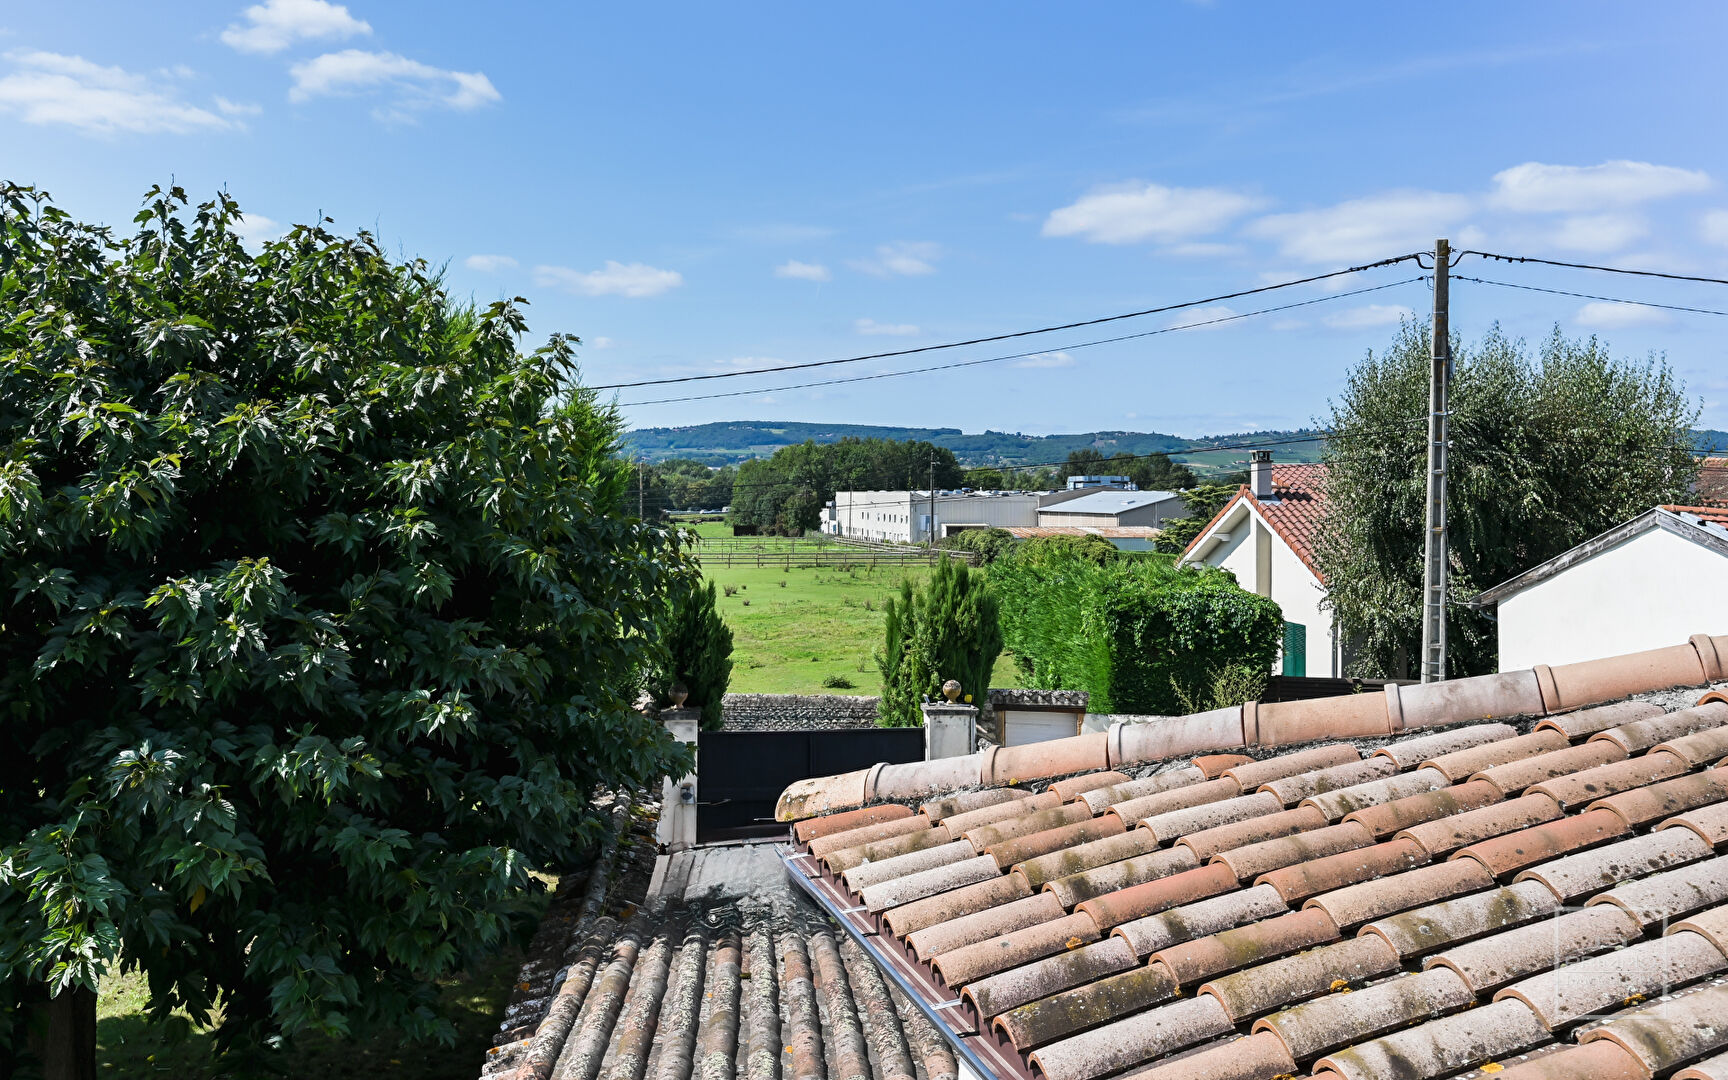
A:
[1188,504,1338,676]
[1268,527,1335,677]
[1496,527,1728,671]
[832,491,1038,542]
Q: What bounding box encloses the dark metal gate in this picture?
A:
[696,728,924,842]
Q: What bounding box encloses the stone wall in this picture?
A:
[720,693,882,731]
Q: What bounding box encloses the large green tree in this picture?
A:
[1316,321,1700,678]
[0,186,695,1075]
[728,437,963,534]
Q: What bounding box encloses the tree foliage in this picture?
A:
[1060,449,1196,491]
[1317,322,1700,678]
[0,185,696,1062]
[939,526,1017,565]
[661,578,733,729]
[990,541,1282,714]
[728,437,964,535]
[876,558,1002,727]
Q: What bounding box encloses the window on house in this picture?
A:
[1282,622,1306,677]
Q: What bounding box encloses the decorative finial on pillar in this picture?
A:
[942,679,962,703]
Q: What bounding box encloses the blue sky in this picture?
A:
[4,2,1727,437]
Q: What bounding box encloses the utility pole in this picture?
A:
[638,460,645,520]
[1420,238,1451,683]
[927,455,937,549]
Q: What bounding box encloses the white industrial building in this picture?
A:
[821,490,1041,543]
[1471,505,1728,672]
[1178,452,1338,677]
[1036,488,1188,529]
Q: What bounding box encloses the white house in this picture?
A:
[1178,452,1338,677]
[1471,504,1728,672]
[823,490,1040,543]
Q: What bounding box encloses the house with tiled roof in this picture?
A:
[1697,456,1728,504]
[1472,505,1728,673]
[761,632,1728,1080]
[1177,451,1337,676]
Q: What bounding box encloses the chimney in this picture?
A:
[1250,450,1274,499]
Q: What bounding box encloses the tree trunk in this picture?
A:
[43,986,97,1080]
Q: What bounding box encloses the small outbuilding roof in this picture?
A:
[1039,490,1180,516]
[1471,505,1728,608]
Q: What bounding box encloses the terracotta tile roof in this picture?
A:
[479,839,958,1080]
[1698,458,1728,504]
[773,639,1728,1080]
[1665,503,1728,529]
[1181,463,1329,580]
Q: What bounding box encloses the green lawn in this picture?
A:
[698,541,1013,696]
[702,559,928,694]
[94,955,519,1079]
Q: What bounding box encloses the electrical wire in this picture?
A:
[1457,250,1728,288]
[592,253,1425,391]
[620,277,1424,407]
[1451,275,1728,317]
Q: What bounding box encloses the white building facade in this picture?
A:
[1472,506,1728,672]
[1178,455,1340,677]
[823,490,1041,544]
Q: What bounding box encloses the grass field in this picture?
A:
[688,525,1011,695]
[702,558,931,694]
[94,954,519,1078]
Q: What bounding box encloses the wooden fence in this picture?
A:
[694,535,977,568]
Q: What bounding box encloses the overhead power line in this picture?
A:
[593,253,1426,391]
[1457,250,1728,288]
[1451,275,1728,317]
[620,277,1425,407]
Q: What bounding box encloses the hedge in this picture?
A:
[991,539,1283,714]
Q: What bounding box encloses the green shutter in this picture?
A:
[1282,621,1307,677]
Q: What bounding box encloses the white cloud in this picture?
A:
[1012,351,1075,369]
[849,241,939,277]
[1703,210,1728,248]
[221,0,370,54]
[775,259,830,282]
[1575,301,1670,329]
[232,212,284,247]
[1545,213,1646,253]
[1164,241,1246,258]
[534,261,682,299]
[854,318,920,336]
[0,51,236,135]
[1043,182,1265,244]
[1322,304,1415,329]
[464,253,517,272]
[1246,191,1473,263]
[1489,161,1711,213]
[288,50,500,118]
[588,336,614,349]
[213,96,262,116]
[1166,305,1239,330]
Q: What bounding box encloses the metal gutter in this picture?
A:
[779,842,1034,1080]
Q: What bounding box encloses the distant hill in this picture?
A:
[623,420,1728,474]
[621,420,1325,473]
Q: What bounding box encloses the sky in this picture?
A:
[3,1,1728,438]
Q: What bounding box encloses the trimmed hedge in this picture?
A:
[991,539,1283,714]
